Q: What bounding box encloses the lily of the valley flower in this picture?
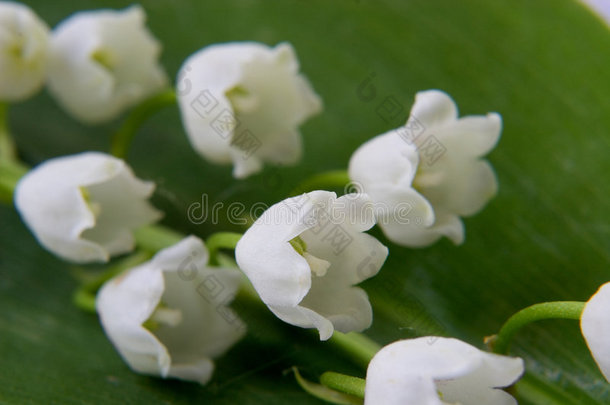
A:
[47,5,167,123]
[14,152,161,263]
[349,90,501,247]
[177,42,322,179]
[581,281,610,382]
[0,1,49,101]
[235,190,388,340]
[365,337,524,405]
[97,236,245,385]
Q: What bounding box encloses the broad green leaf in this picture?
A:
[1,0,610,404]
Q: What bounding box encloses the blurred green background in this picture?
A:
[1,0,610,403]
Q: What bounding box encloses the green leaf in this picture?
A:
[2,0,610,403]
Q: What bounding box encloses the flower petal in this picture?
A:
[236,191,386,339]
[47,5,167,123]
[436,113,502,158]
[97,236,244,385]
[0,2,49,101]
[420,159,498,218]
[268,304,335,341]
[408,89,458,130]
[581,282,610,382]
[349,130,420,189]
[96,252,169,376]
[177,41,321,178]
[15,152,160,263]
[299,284,373,337]
[365,337,523,405]
[437,352,523,405]
[236,191,336,308]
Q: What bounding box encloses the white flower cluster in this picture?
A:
[177,42,322,178]
[6,3,551,403]
[97,236,245,385]
[0,3,167,122]
[365,337,524,405]
[349,89,501,247]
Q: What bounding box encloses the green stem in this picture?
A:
[133,224,185,254]
[491,301,585,354]
[293,368,363,405]
[0,159,29,205]
[206,232,243,266]
[110,89,176,159]
[320,371,366,398]
[327,332,381,369]
[289,169,351,196]
[0,102,17,163]
[73,250,153,313]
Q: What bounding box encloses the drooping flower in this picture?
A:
[235,190,388,340]
[176,42,322,179]
[349,89,501,247]
[46,5,167,123]
[14,152,161,263]
[365,337,524,405]
[97,236,245,385]
[581,281,610,381]
[0,1,49,101]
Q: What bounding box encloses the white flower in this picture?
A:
[177,42,322,179]
[581,281,610,382]
[97,236,245,385]
[14,152,161,263]
[349,90,501,247]
[47,5,167,123]
[365,337,524,405]
[0,1,49,101]
[235,190,388,340]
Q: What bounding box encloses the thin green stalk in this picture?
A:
[289,170,351,196]
[293,368,363,405]
[110,89,176,159]
[0,159,28,205]
[327,332,381,369]
[491,301,585,354]
[133,224,185,253]
[206,232,242,266]
[320,371,366,398]
[0,102,17,163]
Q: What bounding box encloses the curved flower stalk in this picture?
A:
[97,236,245,385]
[14,152,161,263]
[47,5,167,123]
[177,42,322,179]
[365,337,524,405]
[581,281,610,381]
[235,190,388,340]
[349,90,501,247]
[0,1,49,101]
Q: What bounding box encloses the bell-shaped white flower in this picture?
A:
[97,236,245,385]
[349,90,501,247]
[235,190,388,340]
[14,152,161,263]
[0,1,49,101]
[581,281,610,382]
[365,337,524,405]
[47,5,167,123]
[177,42,322,179]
